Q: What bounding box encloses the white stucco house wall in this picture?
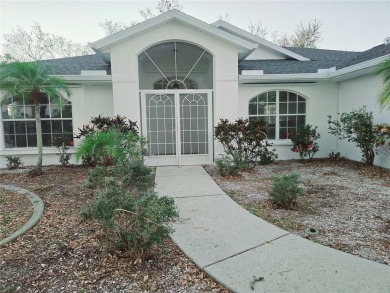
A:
[1,10,389,168]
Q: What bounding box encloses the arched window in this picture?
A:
[249,90,306,140]
[138,41,213,90]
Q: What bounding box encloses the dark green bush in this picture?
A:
[83,185,178,255]
[76,114,138,139]
[118,160,154,192]
[86,166,110,189]
[269,173,305,208]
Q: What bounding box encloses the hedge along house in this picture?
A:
[0,10,389,168]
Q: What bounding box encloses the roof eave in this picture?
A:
[90,10,257,52]
[56,75,112,82]
[212,20,310,61]
[330,54,390,81]
[239,73,328,83]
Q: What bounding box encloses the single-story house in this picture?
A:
[1,10,389,168]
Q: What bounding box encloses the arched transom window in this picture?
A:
[249,90,306,140]
[138,41,213,90]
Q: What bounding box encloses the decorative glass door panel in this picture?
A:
[145,94,176,158]
[141,91,212,166]
[180,93,208,155]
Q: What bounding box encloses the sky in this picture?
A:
[1,0,390,53]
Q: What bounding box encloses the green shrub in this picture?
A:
[86,166,110,189]
[289,124,320,159]
[215,156,239,177]
[118,160,154,192]
[5,156,23,170]
[328,107,376,166]
[113,193,178,254]
[269,173,305,208]
[214,118,277,171]
[83,185,178,255]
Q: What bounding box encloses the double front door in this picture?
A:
[141,90,213,166]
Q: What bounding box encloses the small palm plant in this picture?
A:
[0,61,71,176]
[375,58,390,111]
[76,129,146,166]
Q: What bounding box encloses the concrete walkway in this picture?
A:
[155,166,390,293]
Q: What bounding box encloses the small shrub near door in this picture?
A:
[269,173,305,208]
[214,117,278,176]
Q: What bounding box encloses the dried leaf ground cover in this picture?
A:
[0,166,229,293]
[0,187,33,240]
[205,159,390,265]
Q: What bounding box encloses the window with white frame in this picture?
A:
[1,95,73,148]
[249,90,306,140]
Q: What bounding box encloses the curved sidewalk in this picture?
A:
[155,166,390,293]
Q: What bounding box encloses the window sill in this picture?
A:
[268,140,293,146]
[0,147,76,156]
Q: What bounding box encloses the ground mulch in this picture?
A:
[0,166,229,293]
[205,158,390,265]
[0,187,33,241]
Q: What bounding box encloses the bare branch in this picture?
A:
[2,22,93,61]
[248,20,268,38]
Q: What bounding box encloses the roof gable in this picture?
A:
[90,10,258,52]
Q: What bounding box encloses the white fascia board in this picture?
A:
[239,73,329,83]
[212,20,310,61]
[55,75,112,82]
[90,10,257,51]
[330,54,390,81]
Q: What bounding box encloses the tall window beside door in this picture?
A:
[249,90,306,140]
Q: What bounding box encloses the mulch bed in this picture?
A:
[0,166,230,293]
[0,188,33,241]
[205,158,390,265]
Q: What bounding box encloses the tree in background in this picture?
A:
[0,62,71,176]
[271,20,322,48]
[248,20,268,38]
[375,58,390,111]
[2,22,93,61]
[100,0,183,36]
[247,18,322,48]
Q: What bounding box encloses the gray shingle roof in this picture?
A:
[284,47,360,61]
[339,43,390,68]
[240,45,390,74]
[41,44,389,76]
[42,54,111,75]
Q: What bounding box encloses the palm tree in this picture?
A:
[375,58,390,111]
[0,61,71,176]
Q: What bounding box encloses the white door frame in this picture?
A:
[140,90,213,166]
